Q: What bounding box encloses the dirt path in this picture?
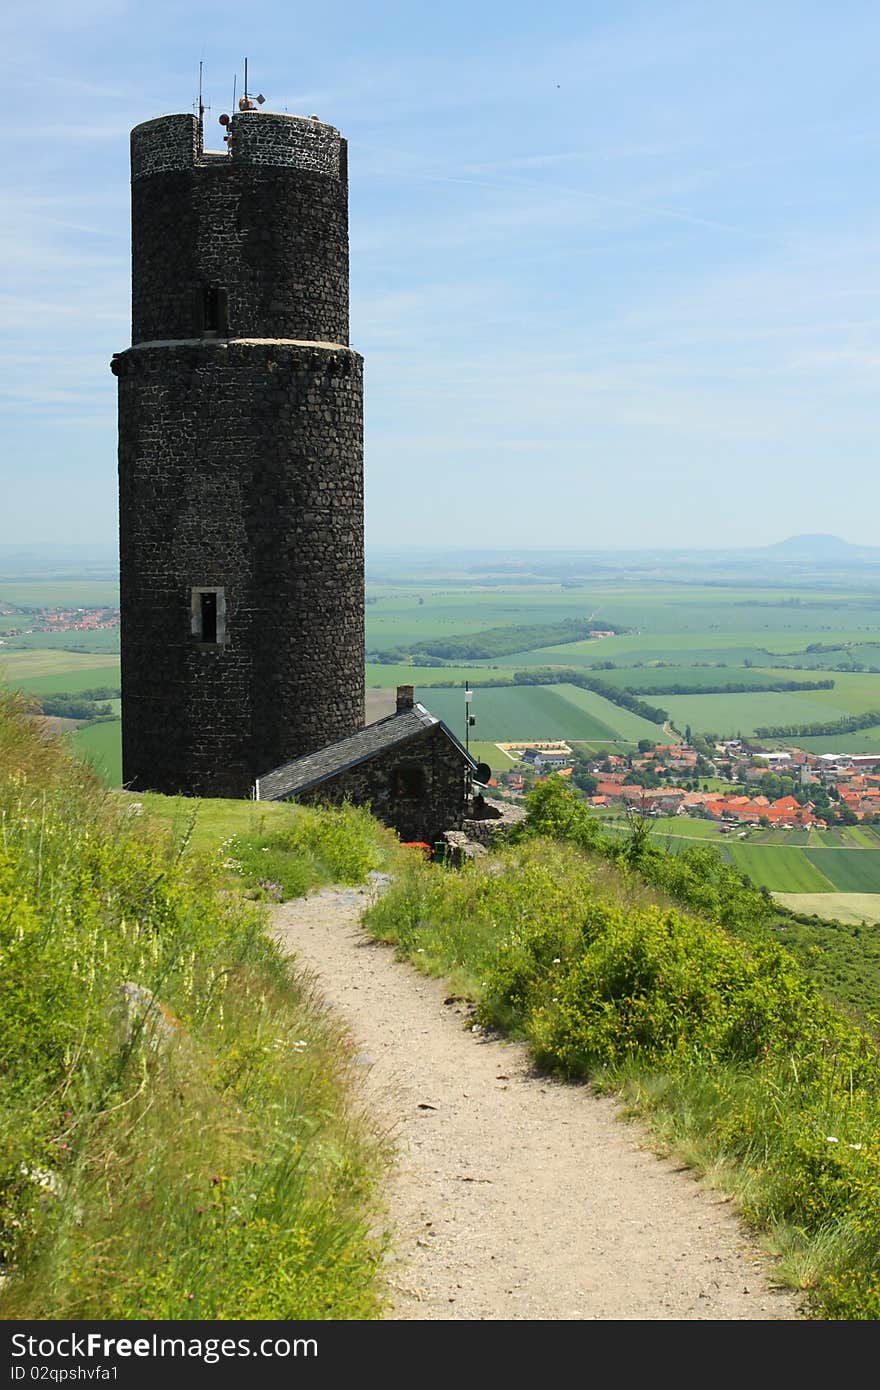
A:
[271,884,806,1321]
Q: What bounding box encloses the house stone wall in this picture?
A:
[290,728,472,845]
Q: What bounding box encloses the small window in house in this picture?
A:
[191,587,226,645]
[390,764,426,800]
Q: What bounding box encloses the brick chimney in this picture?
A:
[396,684,414,713]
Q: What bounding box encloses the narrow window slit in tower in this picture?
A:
[191,587,226,645]
[194,284,229,336]
[200,591,217,643]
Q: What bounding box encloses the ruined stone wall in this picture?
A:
[291,728,471,845]
[117,108,363,799]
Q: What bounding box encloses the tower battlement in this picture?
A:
[131,111,344,181]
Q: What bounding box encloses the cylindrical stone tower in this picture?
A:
[112,108,364,799]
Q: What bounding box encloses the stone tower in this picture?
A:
[112,107,364,799]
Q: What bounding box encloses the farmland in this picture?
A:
[775,893,880,925]
[0,650,119,684]
[595,812,880,900]
[3,660,121,695]
[413,683,661,744]
[71,719,123,787]
[4,544,880,982]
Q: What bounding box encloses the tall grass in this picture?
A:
[0,689,393,1319]
[363,783,880,1319]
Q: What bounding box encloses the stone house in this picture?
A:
[254,687,478,844]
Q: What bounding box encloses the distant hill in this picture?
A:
[764,534,880,560]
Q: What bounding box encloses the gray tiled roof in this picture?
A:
[255,703,477,801]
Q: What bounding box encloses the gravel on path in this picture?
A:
[272,883,806,1322]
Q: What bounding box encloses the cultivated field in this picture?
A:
[72,719,123,788]
[0,580,119,607]
[0,652,120,685]
[803,848,880,894]
[414,683,660,744]
[660,691,851,738]
[775,893,880,925]
[724,843,836,892]
[1,553,878,911]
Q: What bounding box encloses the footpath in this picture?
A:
[271,884,806,1321]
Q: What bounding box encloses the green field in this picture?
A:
[1,628,120,654]
[583,665,820,692]
[71,719,123,788]
[601,813,880,894]
[724,843,836,892]
[466,741,518,772]
[415,683,661,743]
[4,663,121,696]
[0,581,119,607]
[660,690,850,738]
[570,739,639,757]
[1,651,121,684]
[788,728,880,753]
[804,848,880,893]
[366,662,517,689]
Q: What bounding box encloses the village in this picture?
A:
[0,606,120,640]
[490,738,880,830]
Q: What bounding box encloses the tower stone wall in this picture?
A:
[114,109,364,799]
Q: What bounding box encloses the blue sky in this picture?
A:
[2,1,879,551]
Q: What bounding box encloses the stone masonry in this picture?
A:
[114,109,364,798]
[289,723,473,846]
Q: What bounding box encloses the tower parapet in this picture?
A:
[131,114,202,180]
[129,109,349,346]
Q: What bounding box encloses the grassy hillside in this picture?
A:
[0,687,401,1319]
[363,779,880,1319]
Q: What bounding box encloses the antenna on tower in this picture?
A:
[197,60,204,124]
[237,58,265,112]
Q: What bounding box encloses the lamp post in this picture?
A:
[465,681,473,755]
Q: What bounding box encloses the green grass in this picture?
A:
[361,801,880,1318]
[71,719,122,787]
[117,790,293,860]
[0,689,397,1320]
